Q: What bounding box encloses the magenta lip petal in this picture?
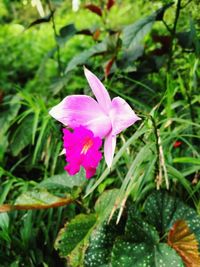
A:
[63,126,103,179]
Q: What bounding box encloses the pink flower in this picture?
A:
[63,126,102,179]
[49,67,141,169]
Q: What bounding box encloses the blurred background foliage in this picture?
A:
[0,0,200,266]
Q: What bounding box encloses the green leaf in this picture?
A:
[55,214,96,257]
[125,211,159,244]
[27,12,54,29]
[84,219,124,267]
[56,23,77,44]
[11,189,73,211]
[122,3,173,49]
[65,41,107,73]
[15,189,62,205]
[10,115,33,156]
[122,13,155,49]
[173,157,200,165]
[0,95,21,136]
[95,189,119,223]
[39,168,86,190]
[0,212,9,230]
[111,241,184,267]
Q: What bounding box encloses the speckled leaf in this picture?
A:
[111,240,184,267]
[125,211,159,244]
[84,218,124,267]
[168,220,200,267]
[55,214,96,257]
[144,190,200,245]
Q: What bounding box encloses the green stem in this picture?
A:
[47,0,62,75]
[167,0,182,70]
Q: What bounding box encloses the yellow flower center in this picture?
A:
[81,137,93,154]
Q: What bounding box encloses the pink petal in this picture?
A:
[65,163,80,176]
[104,133,116,168]
[49,95,111,138]
[84,67,112,114]
[110,97,141,135]
[85,167,96,179]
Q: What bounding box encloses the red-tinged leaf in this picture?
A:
[104,57,115,78]
[93,29,101,41]
[173,141,182,148]
[0,90,4,103]
[0,190,74,213]
[85,4,102,17]
[0,198,73,213]
[168,220,200,267]
[107,0,115,10]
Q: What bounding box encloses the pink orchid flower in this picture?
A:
[49,67,141,169]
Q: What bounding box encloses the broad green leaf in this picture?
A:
[111,241,184,267]
[39,168,86,189]
[55,213,96,257]
[122,13,155,49]
[84,219,124,267]
[122,3,173,49]
[125,212,159,244]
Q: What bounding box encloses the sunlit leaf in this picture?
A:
[0,190,73,212]
[168,220,200,267]
[173,157,200,165]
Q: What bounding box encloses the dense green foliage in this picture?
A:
[0,0,200,266]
